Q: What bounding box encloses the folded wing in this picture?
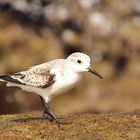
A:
[0,69,55,88]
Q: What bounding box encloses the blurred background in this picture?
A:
[0,0,140,115]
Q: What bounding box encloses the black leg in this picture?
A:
[39,96,70,125]
[39,96,60,123]
[44,103,58,121]
[39,96,45,108]
[44,103,70,125]
[39,96,54,121]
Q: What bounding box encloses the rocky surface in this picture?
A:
[0,0,140,117]
[0,110,140,140]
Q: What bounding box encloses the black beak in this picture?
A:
[87,67,103,79]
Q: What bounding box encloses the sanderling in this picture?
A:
[0,52,103,125]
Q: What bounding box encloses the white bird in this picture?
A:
[0,52,103,125]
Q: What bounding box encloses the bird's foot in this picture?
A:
[54,119,72,128]
[55,118,72,125]
[42,113,71,127]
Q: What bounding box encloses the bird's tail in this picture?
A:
[0,75,21,84]
[0,75,9,82]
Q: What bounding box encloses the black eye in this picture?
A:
[77,60,81,64]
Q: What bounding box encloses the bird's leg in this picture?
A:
[44,103,58,122]
[44,103,71,125]
[39,96,54,121]
[39,96,68,125]
[39,96,60,123]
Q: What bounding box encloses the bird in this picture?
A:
[0,52,103,125]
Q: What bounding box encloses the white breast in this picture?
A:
[49,71,81,97]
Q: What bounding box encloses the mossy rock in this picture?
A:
[0,111,140,140]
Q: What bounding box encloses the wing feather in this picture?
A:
[0,70,55,88]
[0,59,66,88]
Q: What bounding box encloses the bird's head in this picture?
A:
[66,52,103,79]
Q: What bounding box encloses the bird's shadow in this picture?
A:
[11,117,43,123]
[11,116,72,125]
